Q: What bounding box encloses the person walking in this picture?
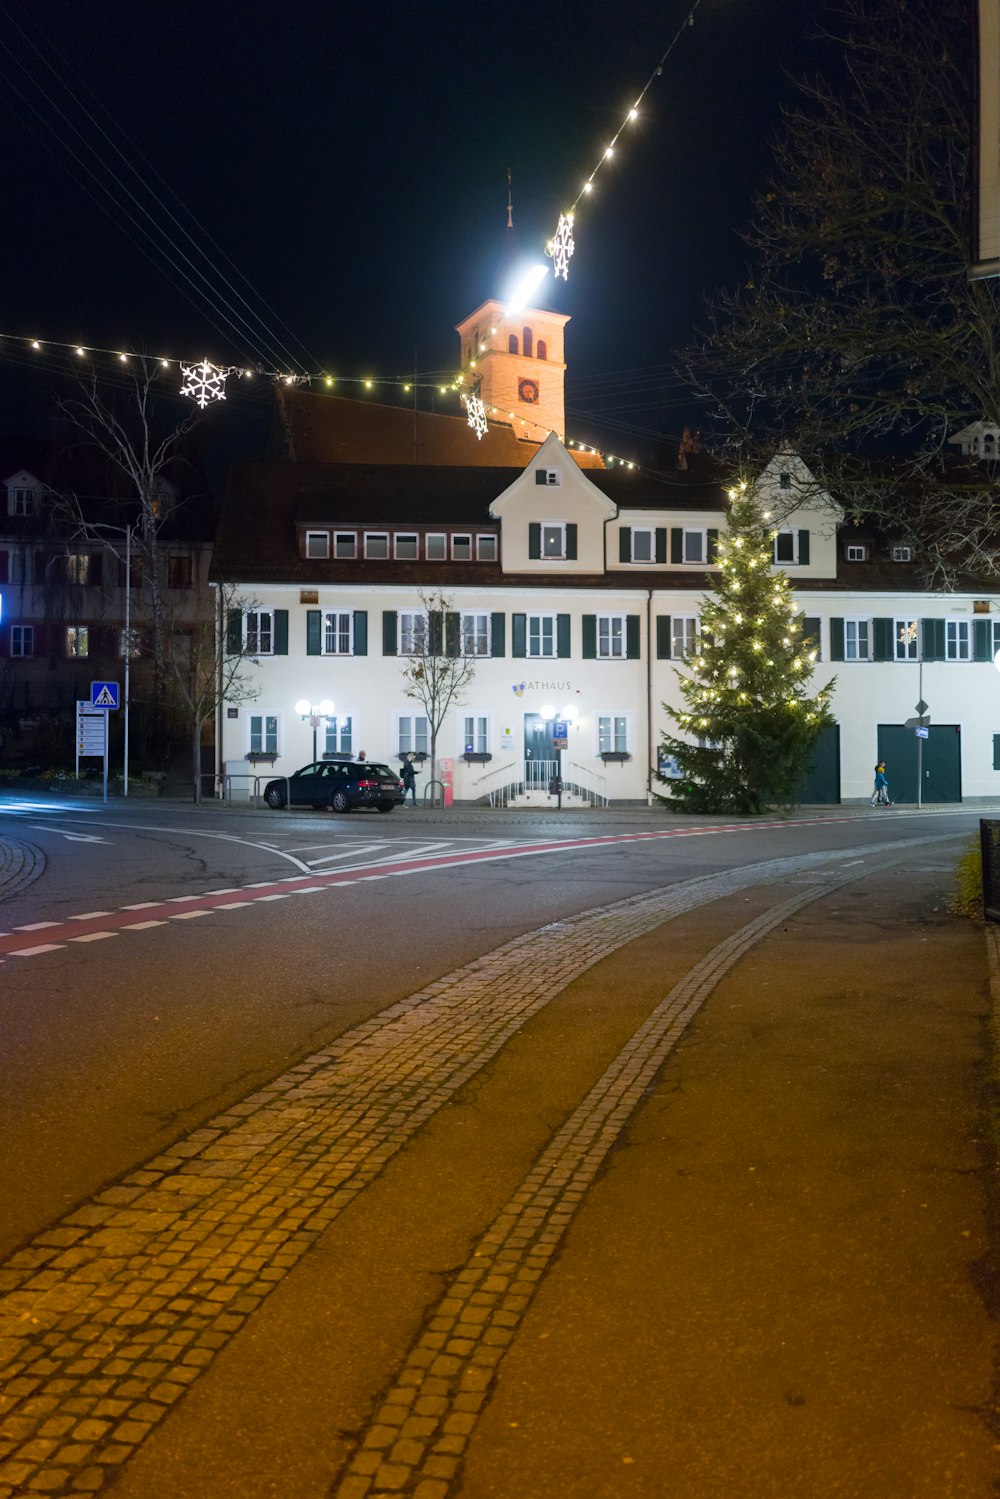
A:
[399,755,418,806]
[870,761,892,807]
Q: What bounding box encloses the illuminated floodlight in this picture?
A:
[506,263,550,315]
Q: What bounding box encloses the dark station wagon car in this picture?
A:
[262,760,404,813]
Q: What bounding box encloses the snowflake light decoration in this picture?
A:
[462,385,489,440]
[180,360,229,408]
[546,212,575,281]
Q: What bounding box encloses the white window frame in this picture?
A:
[844,617,870,661]
[845,544,867,562]
[526,612,557,658]
[244,609,274,656]
[630,528,654,564]
[541,523,566,561]
[946,618,971,661]
[476,534,498,561]
[596,713,630,755]
[891,545,912,563]
[671,616,700,659]
[66,626,89,658]
[322,610,354,655]
[396,713,429,756]
[305,531,330,559]
[451,534,473,561]
[894,618,919,662]
[425,533,447,561]
[11,624,33,657]
[334,532,357,559]
[460,611,491,657]
[11,487,35,517]
[682,529,706,564]
[596,613,626,659]
[992,620,1000,658]
[399,610,429,656]
[461,712,491,755]
[773,529,798,565]
[364,532,389,559]
[394,533,419,560]
[246,712,280,756]
[322,713,354,756]
[535,467,560,486]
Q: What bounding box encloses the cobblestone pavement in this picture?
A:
[0,838,44,903]
[0,839,951,1497]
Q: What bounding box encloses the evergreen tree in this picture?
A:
[658,486,835,813]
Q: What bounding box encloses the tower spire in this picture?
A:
[506,169,514,230]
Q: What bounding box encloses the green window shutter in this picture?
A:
[444,611,461,657]
[830,617,845,661]
[512,613,526,658]
[565,523,578,560]
[556,614,571,658]
[306,610,322,656]
[226,609,242,655]
[491,612,505,657]
[872,618,894,661]
[706,529,719,563]
[801,616,822,658]
[655,528,667,564]
[922,618,945,661]
[429,611,444,655]
[382,610,397,655]
[670,527,683,564]
[626,615,641,659]
[273,610,288,655]
[994,734,1000,771]
[656,616,671,659]
[619,527,631,563]
[353,611,367,656]
[798,529,810,565]
[974,618,992,662]
[528,523,541,560]
[582,615,597,659]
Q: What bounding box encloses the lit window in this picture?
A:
[671,617,699,659]
[248,714,279,755]
[597,614,625,658]
[323,611,354,655]
[461,613,491,657]
[305,531,330,559]
[323,715,353,756]
[66,626,89,658]
[527,614,556,657]
[394,534,418,560]
[365,533,389,559]
[895,619,919,661]
[66,553,90,585]
[426,534,447,561]
[334,533,357,559]
[244,610,274,655]
[597,715,629,753]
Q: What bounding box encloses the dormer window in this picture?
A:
[364,533,389,559]
[334,532,357,559]
[10,486,36,516]
[535,468,560,486]
[891,545,913,563]
[845,544,867,562]
[305,530,329,559]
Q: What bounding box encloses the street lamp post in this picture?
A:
[295,698,334,761]
[540,702,579,809]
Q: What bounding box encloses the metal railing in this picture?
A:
[473,759,524,808]
[563,759,610,808]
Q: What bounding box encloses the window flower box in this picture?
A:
[599,751,632,764]
[462,752,493,764]
[247,752,278,766]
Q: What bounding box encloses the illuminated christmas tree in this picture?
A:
[658,484,835,813]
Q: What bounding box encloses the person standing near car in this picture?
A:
[400,755,417,806]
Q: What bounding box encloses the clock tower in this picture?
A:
[455,297,569,443]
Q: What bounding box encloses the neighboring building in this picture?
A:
[211,376,1000,805]
[0,441,215,764]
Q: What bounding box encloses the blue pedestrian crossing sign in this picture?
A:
[90,681,120,709]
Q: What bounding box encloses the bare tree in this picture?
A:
[168,583,260,803]
[686,0,1000,586]
[398,590,478,806]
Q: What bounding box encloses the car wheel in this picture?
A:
[264,786,286,809]
[376,803,395,813]
[331,790,351,813]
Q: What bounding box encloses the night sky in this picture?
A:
[0,0,824,463]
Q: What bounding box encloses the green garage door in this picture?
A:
[796,723,841,804]
[876,724,962,803]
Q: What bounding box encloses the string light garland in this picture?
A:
[544,1,703,281]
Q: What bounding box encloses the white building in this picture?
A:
[211,301,1000,808]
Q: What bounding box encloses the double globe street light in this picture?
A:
[296,698,334,761]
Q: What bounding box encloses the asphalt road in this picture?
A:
[0,795,995,1498]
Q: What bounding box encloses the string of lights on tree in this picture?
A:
[2,329,646,471]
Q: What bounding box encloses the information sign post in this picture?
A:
[76,702,109,802]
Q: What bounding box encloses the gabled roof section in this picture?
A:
[489,432,617,518]
[751,449,844,524]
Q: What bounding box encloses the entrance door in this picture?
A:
[795,723,841,804]
[524,712,553,762]
[876,724,962,803]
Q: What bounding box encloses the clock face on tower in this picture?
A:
[518,378,540,404]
